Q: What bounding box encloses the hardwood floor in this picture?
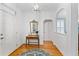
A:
[9,41,63,56]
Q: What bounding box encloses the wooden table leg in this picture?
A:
[28,39,29,45]
[26,39,27,46]
[38,38,40,48]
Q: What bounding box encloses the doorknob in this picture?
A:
[1,37,4,40]
[0,34,3,36]
[0,34,4,40]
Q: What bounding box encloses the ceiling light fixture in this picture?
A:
[33,3,40,21]
[34,3,39,10]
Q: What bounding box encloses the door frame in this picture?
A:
[43,19,53,41]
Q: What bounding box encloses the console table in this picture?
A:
[26,35,39,46]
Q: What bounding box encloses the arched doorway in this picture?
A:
[43,19,53,41]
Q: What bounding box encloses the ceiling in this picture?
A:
[15,3,59,13]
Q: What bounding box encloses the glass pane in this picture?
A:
[61,27,64,34]
[57,27,61,33]
[57,20,61,27]
[61,20,64,27]
[56,18,65,34]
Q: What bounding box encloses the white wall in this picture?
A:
[52,3,68,55]
[68,3,78,56]
[15,8,24,48]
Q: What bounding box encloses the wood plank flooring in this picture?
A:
[9,41,63,56]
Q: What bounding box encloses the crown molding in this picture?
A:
[0,3,16,16]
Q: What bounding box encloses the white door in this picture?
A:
[0,11,16,55]
[0,10,3,56]
[2,13,16,56]
[44,20,53,40]
[0,4,16,55]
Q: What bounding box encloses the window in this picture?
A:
[56,18,65,34]
[56,8,66,34]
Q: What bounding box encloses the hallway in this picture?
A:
[0,3,78,56]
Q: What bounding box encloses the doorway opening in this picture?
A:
[43,19,53,41]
